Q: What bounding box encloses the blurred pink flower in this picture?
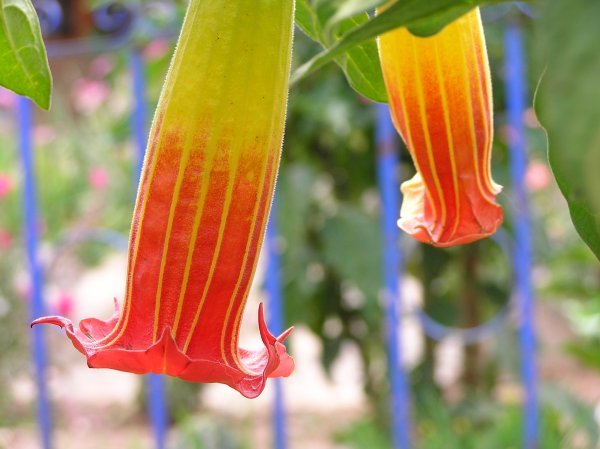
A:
[89,167,109,190]
[34,124,57,145]
[90,55,115,78]
[14,274,31,300]
[71,78,110,114]
[500,124,520,146]
[55,291,74,317]
[0,88,15,110]
[523,107,541,129]
[0,229,12,249]
[143,38,171,61]
[0,174,13,198]
[525,160,552,191]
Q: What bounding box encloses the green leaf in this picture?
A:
[314,0,340,40]
[325,0,387,31]
[0,0,52,109]
[291,0,518,87]
[295,0,387,102]
[295,0,321,42]
[535,0,600,261]
[334,14,387,102]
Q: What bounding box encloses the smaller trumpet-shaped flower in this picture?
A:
[33,0,295,398]
[378,9,502,247]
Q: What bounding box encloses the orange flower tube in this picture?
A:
[33,0,295,398]
[378,9,502,247]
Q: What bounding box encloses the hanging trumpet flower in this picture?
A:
[378,9,503,247]
[33,0,295,398]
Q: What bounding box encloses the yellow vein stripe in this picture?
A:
[457,23,497,208]
[92,112,168,349]
[226,130,282,372]
[470,12,493,137]
[220,153,272,372]
[171,145,218,336]
[222,126,278,370]
[151,139,192,343]
[468,12,495,194]
[383,35,438,224]
[182,142,243,354]
[410,37,447,233]
[433,40,461,239]
[228,150,281,371]
[220,144,276,367]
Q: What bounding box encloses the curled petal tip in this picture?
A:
[31,315,73,330]
[277,326,294,342]
[256,305,294,379]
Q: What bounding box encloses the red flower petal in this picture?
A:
[378,9,503,247]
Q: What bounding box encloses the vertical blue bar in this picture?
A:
[504,23,538,449]
[18,97,53,449]
[265,209,287,449]
[375,103,411,449]
[131,49,168,449]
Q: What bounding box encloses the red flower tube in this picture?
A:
[378,9,503,247]
[33,0,295,398]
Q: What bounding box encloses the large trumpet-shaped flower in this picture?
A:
[33,0,295,398]
[378,9,502,247]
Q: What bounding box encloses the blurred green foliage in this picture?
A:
[171,417,249,449]
[535,0,600,263]
[337,387,598,449]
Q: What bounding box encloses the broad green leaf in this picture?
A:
[295,0,387,102]
[334,14,387,103]
[314,0,340,42]
[0,0,52,109]
[535,0,600,261]
[291,0,518,86]
[295,0,321,42]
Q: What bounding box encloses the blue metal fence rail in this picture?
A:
[505,20,539,449]
[375,104,412,449]
[265,209,289,449]
[19,97,53,449]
